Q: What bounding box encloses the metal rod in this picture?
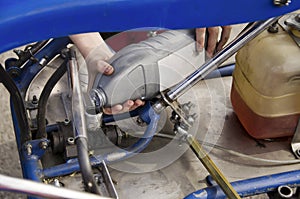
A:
[186,135,241,199]
[0,174,111,199]
[166,17,279,101]
[68,49,100,194]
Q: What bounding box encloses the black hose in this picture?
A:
[36,58,67,139]
[0,64,31,145]
[76,137,101,194]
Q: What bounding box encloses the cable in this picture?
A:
[154,133,300,166]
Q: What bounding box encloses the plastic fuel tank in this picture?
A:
[231,25,300,139]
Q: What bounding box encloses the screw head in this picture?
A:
[39,141,48,150]
[274,0,291,6]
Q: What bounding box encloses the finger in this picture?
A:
[195,28,206,52]
[129,99,145,111]
[103,104,123,115]
[206,27,219,58]
[96,60,114,75]
[216,26,232,52]
[121,100,134,113]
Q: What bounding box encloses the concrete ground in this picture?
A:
[0,22,299,199]
[0,51,24,198]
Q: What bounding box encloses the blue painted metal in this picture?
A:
[184,170,300,199]
[2,1,300,197]
[42,102,160,178]
[46,124,60,133]
[16,37,70,93]
[21,139,49,181]
[1,1,300,53]
[205,64,235,79]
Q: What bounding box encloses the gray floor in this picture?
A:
[0,24,299,199]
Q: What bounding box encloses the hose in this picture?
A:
[154,133,300,166]
[36,58,67,139]
[76,137,101,194]
[0,64,31,146]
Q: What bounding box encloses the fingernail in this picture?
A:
[127,100,134,106]
[105,66,114,74]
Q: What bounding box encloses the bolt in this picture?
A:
[60,48,69,59]
[147,31,158,37]
[67,137,75,145]
[64,118,70,125]
[8,68,21,78]
[274,0,291,6]
[187,114,197,125]
[136,117,146,126]
[170,111,180,123]
[87,182,93,188]
[26,144,32,156]
[53,179,61,187]
[268,23,279,33]
[32,95,38,104]
[39,141,48,150]
[181,101,194,114]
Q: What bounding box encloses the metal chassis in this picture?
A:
[1,1,300,198]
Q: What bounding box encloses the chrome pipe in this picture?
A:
[166,17,279,101]
[68,49,100,194]
[0,174,111,199]
[68,49,88,139]
[277,185,293,198]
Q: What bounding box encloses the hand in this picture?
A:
[195,26,232,58]
[70,33,144,114]
[86,45,145,115]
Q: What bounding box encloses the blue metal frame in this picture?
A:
[1,1,300,198]
[1,0,300,53]
[185,170,300,199]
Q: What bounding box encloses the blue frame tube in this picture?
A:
[184,170,300,199]
[42,102,160,178]
[16,37,70,93]
[1,1,300,53]
[21,139,49,181]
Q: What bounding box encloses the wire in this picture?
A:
[154,133,300,166]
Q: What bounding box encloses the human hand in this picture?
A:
[70,33,144,114]
[85,46,145,115]
[195,26,232,58]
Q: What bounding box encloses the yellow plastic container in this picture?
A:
[231,26,300,139]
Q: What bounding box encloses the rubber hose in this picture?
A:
[36,59,67,139]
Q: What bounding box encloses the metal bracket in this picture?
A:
[278,14,300,47]
[160,91,192,128]
[291,119,300,158]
